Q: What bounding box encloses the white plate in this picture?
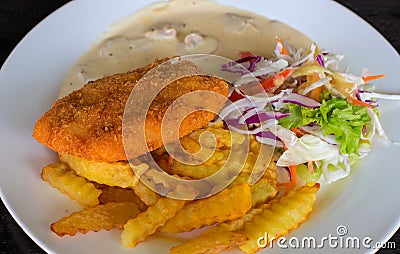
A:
[0,0,399,253]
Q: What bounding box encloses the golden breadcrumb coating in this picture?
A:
[33,58,228,162]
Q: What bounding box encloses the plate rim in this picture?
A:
[0,0,399,253]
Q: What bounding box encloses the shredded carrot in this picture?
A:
[261,68,294,91]
[310,86,323,101]
[281,140,287,151]
[362,74,386,83]
[307,161,314,174]
[281,46,289,55]
[291,128,307,137]
[276,36,289,55]
[348,97,373,108]
[279,141,297,191]
[279,68,294,80]
[260,78,274,91]
[289,165,297,185]
[279,165,297,192]
[239,51,254,58]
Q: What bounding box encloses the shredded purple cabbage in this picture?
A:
[255,131,280,140]
[220,62,249,75]
[280,92,322,108]
[362,125,367,136]
[248,56,262,72]
[357,89,378,107]
[224,111,289,126]
[358,90,372,94]
[364,99,379,108]
[221,55,264,75]
[236,55,259,63]
[316,54,325,67]
[245,112,290,124]
[355,91,362,101]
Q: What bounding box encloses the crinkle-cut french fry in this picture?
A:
[59,154,139,188]
[244,136,276,183]
[188,123,246,148]
[169,150,257,179]
[239,152,271,175]
[169,230,247,254]
[170,150,276,181]
[166,123,248,179]
[121,188,193,248]
[161,124,276,182]
[98,185,147,211]
[231,172,278,207]
[41,163,101,207]
[249,177,278,207]
[51,202,140,236]
[159,183,251,234]
[240,183,320,253]
[170,149,228,179]
[201,204,270,236]
[131,181,160,206]
[261,161,278,185]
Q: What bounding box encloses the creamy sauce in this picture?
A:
[60,0,312,97]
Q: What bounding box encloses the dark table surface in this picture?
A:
[1,0,399,253]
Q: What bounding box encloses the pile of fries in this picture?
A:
[41,124,320,253]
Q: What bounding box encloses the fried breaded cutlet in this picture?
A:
[33,58,229,162]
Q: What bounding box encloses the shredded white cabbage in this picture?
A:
[276,135,339,167]
[300,76,332,95]
[320,154,350,184]
[299,125,339,145]
[360,91,400,101]
[366,108,400,145]
[241,59,288,78]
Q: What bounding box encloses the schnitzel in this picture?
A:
[33,58,229,162]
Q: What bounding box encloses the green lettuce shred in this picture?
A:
[278,97,371,155]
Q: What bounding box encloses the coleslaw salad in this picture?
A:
[219,38,400,187]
